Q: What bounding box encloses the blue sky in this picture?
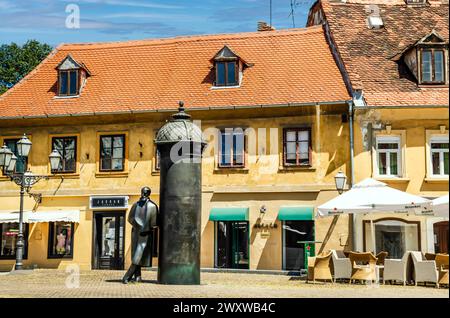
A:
[0,0,316,47]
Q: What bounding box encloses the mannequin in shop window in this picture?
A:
[56,228,67,255]
[122,186,158,284]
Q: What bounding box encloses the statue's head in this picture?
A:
[141,186,151,198]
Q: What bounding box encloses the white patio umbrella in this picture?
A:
[317,178,432,253]
[429,194,449,218]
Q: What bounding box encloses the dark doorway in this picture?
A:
[93,212,125,270]
[282,221,314,271]
[215,221,249,269]
[434,221,449,254]
[380,230,404,259]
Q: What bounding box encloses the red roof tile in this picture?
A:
[312,0,449,107]
[0,26,350,119]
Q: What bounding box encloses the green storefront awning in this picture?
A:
[209,207,249,221]
[278,206,314,221]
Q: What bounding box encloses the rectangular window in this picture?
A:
[0,223,28,260]
[59,70,79,96]
[48,222,74,258]
[430,137,449,176]
[421,49,446,84]
[219,129,245,168]
[4,138,27,173]
[216,61,238,87]
[283,128,312,167]
[376,136,401,177]
[51,136,77,173]
[100,135,125,172]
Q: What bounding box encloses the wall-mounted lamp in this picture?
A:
[440,125,446,134]
[260,205,267,214]
[86,153,90,160]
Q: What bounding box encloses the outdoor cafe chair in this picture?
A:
[307,251,333,284]
[411,251,439,288]
[435,253,449,287]
[348,252,378,284]
[383,251,410,286]
[331,250,352,283]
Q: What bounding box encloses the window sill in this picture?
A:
[278,166,316,172]
[211,85,241,90]
[375,177,410,183]
[53,95,80,99]
[48,173,79,180]
[95,172,129,178]
[47,255,74,259]
[424,177,449,183]
[213,167,249,174]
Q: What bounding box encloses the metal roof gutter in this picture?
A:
[0,100,350,121]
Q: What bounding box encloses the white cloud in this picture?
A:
[73,0,184,9]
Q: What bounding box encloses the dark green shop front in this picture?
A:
[279,206,315,271]
[210,208,249,269]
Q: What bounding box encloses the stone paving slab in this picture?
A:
[0,269,448,298]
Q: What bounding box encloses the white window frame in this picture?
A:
[429,135,449,177]
[375,135,402,177]
[425,130,449,180]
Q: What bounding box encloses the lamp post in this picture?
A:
[0,134,62,270]
[334,170,347,195]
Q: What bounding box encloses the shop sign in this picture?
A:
[90,196,129,210]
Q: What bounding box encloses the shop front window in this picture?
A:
[364,219,419,259]
[48,222,74,258]
[0,223,28,259]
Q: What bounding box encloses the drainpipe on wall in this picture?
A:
[347,100,356,250]
[348,100,355,188]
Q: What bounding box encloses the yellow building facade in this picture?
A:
[0,106,353,271]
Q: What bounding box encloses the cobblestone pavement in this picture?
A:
[0,269,448,298]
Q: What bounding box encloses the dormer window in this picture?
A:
[393,30,448,86]
[56,55,90,97]
[59,70,79,96]
[212,46,249,88]
[216,61,238,86]
[420,48,445,84]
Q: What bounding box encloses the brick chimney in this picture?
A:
[257,21,275,32]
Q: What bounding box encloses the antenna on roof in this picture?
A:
[270,0,273,28]
[289,0,297,28]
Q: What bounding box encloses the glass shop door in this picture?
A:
[282,220,315,271]
[93,212,125,270]
[216,221,249,269]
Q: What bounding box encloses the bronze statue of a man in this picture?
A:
[122,186,158,284]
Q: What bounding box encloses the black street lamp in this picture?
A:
[0,134,62,270]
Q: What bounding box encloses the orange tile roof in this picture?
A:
[0,25,350,119]
[315,0,449,107]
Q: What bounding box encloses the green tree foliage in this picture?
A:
[0,40,52,95]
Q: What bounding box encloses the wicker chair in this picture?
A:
[376,251,388,266]
[376,251,388,281]
[383,251,410,286]
[307,251,333,284]
[331,250,352,282]
[348,252,378,284]
[411,251,439,288]
[435,254,449,287]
